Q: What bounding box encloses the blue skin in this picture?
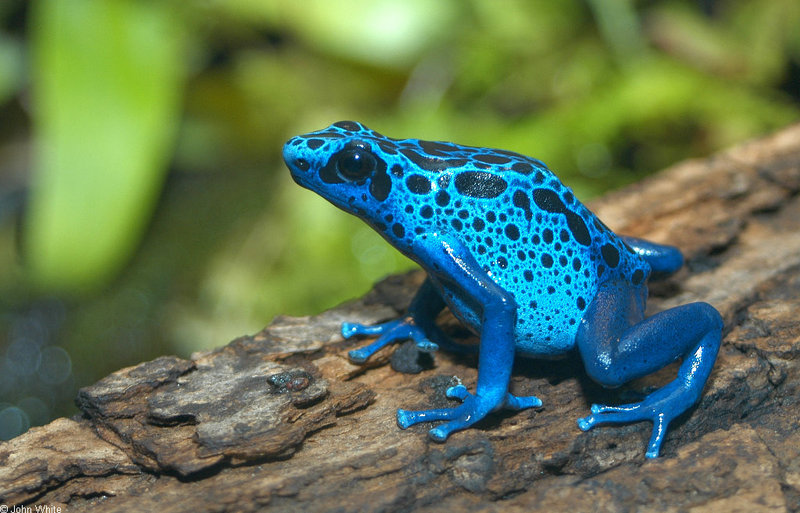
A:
[283,121,723,458]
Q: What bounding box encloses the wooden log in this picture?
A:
[2,124,800,512]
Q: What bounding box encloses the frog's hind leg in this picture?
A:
[575,280,722,458]
[344,278,466,362]
[620,236,683,279]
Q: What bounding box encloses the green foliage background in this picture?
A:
[0,0,797,438]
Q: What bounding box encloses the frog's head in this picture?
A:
[283,121,395,221]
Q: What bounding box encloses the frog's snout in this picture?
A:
[282,137,311,177]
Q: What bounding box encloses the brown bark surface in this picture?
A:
[2,125,800,512]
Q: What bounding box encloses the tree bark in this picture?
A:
[3,124,800,512]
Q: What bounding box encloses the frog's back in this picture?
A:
[392,145,650,356]
[285,121,651,357]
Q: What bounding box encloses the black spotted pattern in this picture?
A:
[505,224,520,240]
[532,188,591,246]
[419,140,460,156]
[513,190,533,221]
[378,141,398,155]
[406,175,431,194]
[454,171,508,198]
[532,188,565,214]
[512,162,533,174]
[300,131,344,139]
[369,160,391,201]
[474,153,511,164]
[306,138,324,149]
[400,148,467,173]
[333,121,362,131]
[566,213,591,246]
[600,243,620,268]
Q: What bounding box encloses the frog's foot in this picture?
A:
[577,281,722,458]
[576,382,697,459]
[343,318,438,363]
[397,384,542,441]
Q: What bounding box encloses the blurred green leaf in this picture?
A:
[0,34,22,105]
[26,0,186,292]
[587,0,646,61]
[228,0,460,69]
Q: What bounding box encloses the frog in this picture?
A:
[282,121,723,458]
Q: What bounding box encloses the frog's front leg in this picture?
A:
[575,280,722,458]
[395,234,542,441]
[344,278,451,363]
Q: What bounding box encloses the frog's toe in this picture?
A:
[577,385,694,458]
[578,407,672,458]
[415,339,439,353]
[344,318,436,364]
[445,384,469,400]
[577,409,624,431]
[347,347,371,363]
[577,403,634,428]
[342,319,408,339]
[645,415,669,459]
[398,386,541,437]
[397,392,493,436]
[397,406,459,429]
[589,402,636,415]
[504,392,543,410]
[444,386,541,410]
[576,415,593,431]
[577,401,654,431]
[342,321,394,338]
[341,322,364,338]
[428,421,464,442]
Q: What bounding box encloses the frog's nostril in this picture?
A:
[295,158,310,171]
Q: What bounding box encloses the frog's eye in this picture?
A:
[335,148,376,181]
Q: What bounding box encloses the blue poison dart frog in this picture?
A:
[283,121,723,458]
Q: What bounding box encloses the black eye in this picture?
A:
[335,148,376,181]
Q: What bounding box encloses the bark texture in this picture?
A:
[3,125,800,512]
